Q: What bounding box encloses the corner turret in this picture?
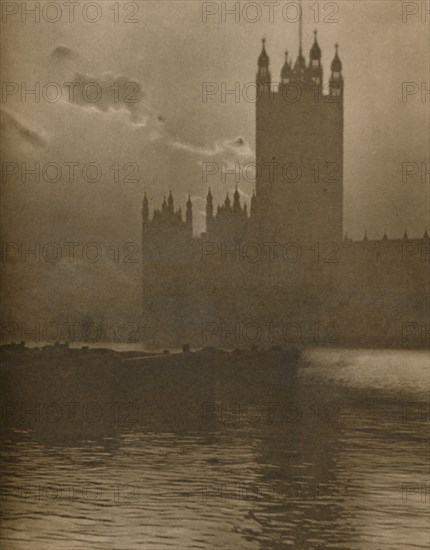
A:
[309,30,323,85]
[329,44,343,97]
[256,38,271,93]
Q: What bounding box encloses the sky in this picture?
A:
[0,0,429,325]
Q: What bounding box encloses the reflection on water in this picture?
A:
[1,348,429,549]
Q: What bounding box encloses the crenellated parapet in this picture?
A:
[141,191,195,264]
[342,229,430,264]
[142,191,192,230]
[204,186,259,241]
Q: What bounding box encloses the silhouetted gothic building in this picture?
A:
[142,33,429,349]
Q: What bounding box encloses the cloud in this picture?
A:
[0,109,47,148]
[223,136,254,158]
[169,136,254,159]
[68,71,148,125]
[169,140,224,156]
[48,49,163,129]
[50,45,79,63]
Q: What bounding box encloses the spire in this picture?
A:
[424,228,429,239]
[383,229,388,240]
[293,21,306,79]
[257,38,271,90]
[309,29,323,86]
[233,185,240,211]
[224,192,231,209]
[281,51,292,83]
[162,195,167,215]
[310,29,321,60]
[329,43,343,97]
[167,190,174,215]
[250,190,257,218]
[363,231,368,241]
[206,187,213,224]
[142,193,149,224]
[299,0,303,56]
[186,194,192,229]
[403,228,408,240]
[292,0,306,76]
[258,37,269,68]
[168,190,174,206]
[331,43,342,73]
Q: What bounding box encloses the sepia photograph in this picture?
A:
[0,0,429,548]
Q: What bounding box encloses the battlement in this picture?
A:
[344,232,430,265]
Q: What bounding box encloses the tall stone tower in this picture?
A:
[255,30,344,244]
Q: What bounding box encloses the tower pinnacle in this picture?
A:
[168,190,174,212]
[310,29,321,60]
[186,194,193,230]
[142,193,149,224]
[281,51,292,83]
[331,43,342,72]
[258,38,269,67]
[299,0,303,55]
[257,37,271,87]
[329,43,343,96]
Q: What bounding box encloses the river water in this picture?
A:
[1,348,428,549]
